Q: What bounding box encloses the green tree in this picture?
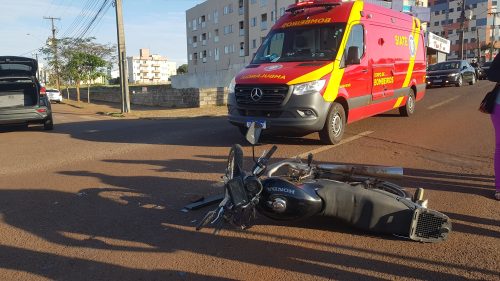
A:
[40,37,115,91]
[177,64,188,74]
[66,52,107,102]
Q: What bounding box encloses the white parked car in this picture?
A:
[46,89,62,103]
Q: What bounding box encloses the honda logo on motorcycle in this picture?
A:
[250,88,264,102]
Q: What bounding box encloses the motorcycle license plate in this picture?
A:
[246,120,267,129]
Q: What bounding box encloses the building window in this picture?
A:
[224,25,233,35]
[260,0,267,7]
[252,39,257,49]
[434,11,439,15]
[449,8,454,13]
[472,4,477,8]
[223,4,233,15]
[214,10,219,23]
[251,17,257,27]
[251,0,256,4]
[434,21,439,26]
[280,7,286,17]
[215,48,219,61]
[261,13,268,30]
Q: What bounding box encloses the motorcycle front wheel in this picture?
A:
[226,144,244,180]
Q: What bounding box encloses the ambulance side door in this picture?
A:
[340,24,371,102]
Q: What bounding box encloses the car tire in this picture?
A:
[399,89,416,117]
[319,102,346,145]
[469,74,476,85]
[43,116,54,130]
[455,75,463,87]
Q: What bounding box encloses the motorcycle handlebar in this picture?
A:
[266,161,309,177]
[263,145,278,163]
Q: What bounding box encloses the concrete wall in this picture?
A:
[171,68,239,89]
[64,85,228,108]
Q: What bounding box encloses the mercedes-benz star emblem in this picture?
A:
[250,88,264,102]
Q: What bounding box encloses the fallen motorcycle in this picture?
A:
[196,122,452,243]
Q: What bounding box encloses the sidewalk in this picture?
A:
[61,99,228,119]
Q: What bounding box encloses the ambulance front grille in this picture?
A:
[235,85,289,106]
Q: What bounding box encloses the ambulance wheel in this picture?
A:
[399,90,415,117]
[455,75,463,87]
[469,74,476,85]
[320,102,346,145]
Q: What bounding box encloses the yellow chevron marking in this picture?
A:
[323,0,364,102]
[287,62,334,85]
[403,17,421,87]
[394,96,404,108]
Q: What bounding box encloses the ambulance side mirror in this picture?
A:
[346,46,360,65]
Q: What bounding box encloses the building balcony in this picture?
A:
[239,7,244,15]
[202,57,207,63]
[239,49,245,57]
[140,64,148,67]
[239,29,245,36]
[261,22,268,30]
[202,39,207,46]
[152,63,161,67]
[214,36,219,43]
[153,69,161,73]
[201,22,206,29]
[193,42,198,48]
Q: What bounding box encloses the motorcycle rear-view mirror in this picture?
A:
[245,122,262,145]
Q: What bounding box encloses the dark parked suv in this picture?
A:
[0,56,53,130]
[426,60,476,87]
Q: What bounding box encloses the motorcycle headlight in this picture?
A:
[448,73,459,77]
[228,77,236,93]
[292,80,326,95]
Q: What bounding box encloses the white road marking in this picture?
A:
[427,96,460,110]
[297,131,374,158]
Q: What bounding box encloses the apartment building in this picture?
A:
[428,0,499,61]
[186,0,295,74]
[127,48,177,84]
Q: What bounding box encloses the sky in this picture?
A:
[0,0,205,66]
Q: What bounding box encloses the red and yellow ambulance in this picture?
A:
[227,0,426,144]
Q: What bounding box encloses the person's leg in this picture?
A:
[491,104,500,200]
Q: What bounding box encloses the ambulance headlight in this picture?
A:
[228,77,236,93]
[448,73,459,77]
[292,80,326,95]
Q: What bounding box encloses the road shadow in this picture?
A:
[1,165,496,280]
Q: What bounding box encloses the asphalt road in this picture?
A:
[0,81,498,280]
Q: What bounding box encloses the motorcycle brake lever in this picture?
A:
[212,207,226,235]
[196,210,217,231]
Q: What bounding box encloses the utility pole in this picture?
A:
[489,10,499,61]
[44,16,61,91]
[459,0,466,60]
[114,0,130,113]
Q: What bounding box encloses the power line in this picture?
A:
[61,0,100,38]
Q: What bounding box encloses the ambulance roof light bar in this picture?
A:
[286,0,342,14]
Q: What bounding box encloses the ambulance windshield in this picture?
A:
[251,24,346,64]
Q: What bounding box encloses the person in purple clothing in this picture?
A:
[486,53,500,200]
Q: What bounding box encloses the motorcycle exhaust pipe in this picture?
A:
[317,164,403,178]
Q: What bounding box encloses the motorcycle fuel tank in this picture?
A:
[258,178,323,221]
